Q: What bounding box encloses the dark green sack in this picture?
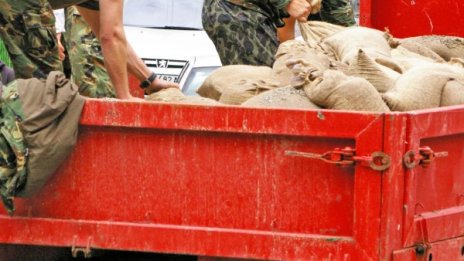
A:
[0,72,85,214]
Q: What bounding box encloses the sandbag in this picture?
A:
[197,65,276,100]
[449,58,464,68]
[395,40,445,63]
[304,70,390,112]
[441,80,464,107]
[146,88,220,106]
[401,35,464,61]
[219,78,279,105]
[391,45,436,70]
[273,40,331,86]
[242,86,320,109]
[346,49,401,93]
[321,27,392,64]
[298,20,345,44]
[382,64,464,111]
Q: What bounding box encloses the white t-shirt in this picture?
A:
[53,9,65,34]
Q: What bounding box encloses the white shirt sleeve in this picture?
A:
[53,9,65,34]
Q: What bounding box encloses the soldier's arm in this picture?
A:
[76,1,179,99]
[76,2,134,100]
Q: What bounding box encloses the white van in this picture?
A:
[123,0,221,95]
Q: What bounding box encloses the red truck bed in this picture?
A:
[0,100,463,260]
[1,1,464,260]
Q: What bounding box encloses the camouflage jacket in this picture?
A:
[226,0,291,27]
[0,80,28,214]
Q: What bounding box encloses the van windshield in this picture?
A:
[123,0,204,30]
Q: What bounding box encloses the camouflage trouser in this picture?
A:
[202,0,279,67]
[309,0,356,26]
[64,7,115,98]
[0,0,62,79]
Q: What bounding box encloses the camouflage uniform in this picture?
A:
[0,0,100,80]
[0,80,28,214]
[0,0,61,79]
[64,6,115,98]
[309,0,356,26]
[202,0,290,67]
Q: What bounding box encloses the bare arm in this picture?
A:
[278,17,296,42]
[76,2,133,99]
[76,2,179,99]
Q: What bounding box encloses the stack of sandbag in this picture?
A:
[193,22,464,112]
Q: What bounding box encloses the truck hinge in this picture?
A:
[403,146,448,169]
[285,147,391,172]
[71,236,93,259]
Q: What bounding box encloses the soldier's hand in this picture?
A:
[287,0,312,22]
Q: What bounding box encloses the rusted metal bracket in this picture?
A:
[403,146,448,169]
[285,147,391,172]
[71,236,93,259]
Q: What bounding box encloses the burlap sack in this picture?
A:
[449,58,464,68]
[197,65,275,100]
[298,21,345,44]
[346,49,401,93]
[391,46,436,71]
[273,40,331,86]
[382,64,464,111]
[242,86,320,109]
[321,27,392,64]
[147,88,220,106]
[219,78,279,105]
[441,80,464,107]
[396,40,445,62]
[304,70,390,112]
[401,35,464,61]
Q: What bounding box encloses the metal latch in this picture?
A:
[285,147,391,171]
[403,146,448,169]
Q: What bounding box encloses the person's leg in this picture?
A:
[64,6,115,98]
[309,0,356,26]
[202,0,279,67]
[0,0,62,79]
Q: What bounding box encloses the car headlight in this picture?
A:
[182,67,219,96]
